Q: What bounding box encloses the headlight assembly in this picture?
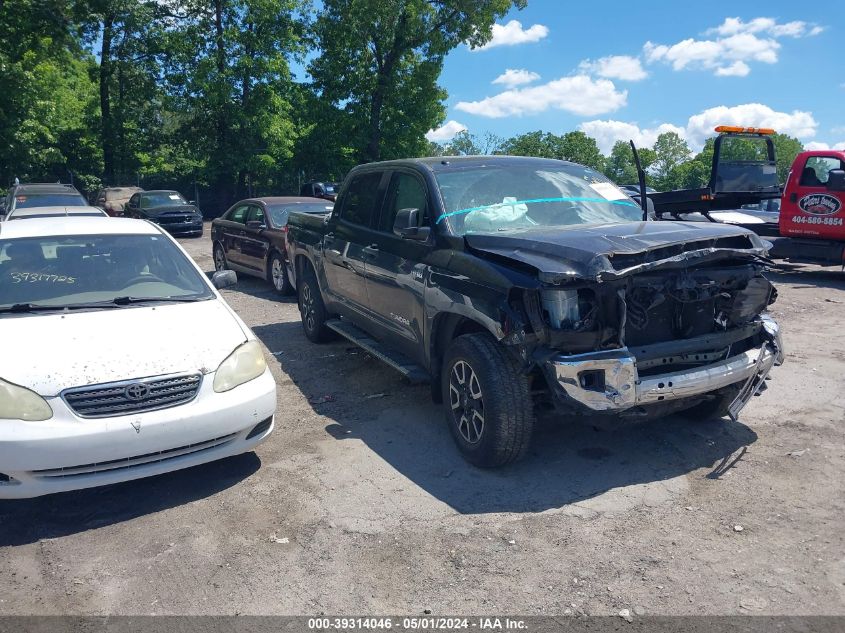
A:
[0,378,53,421]
[213,340,267,393]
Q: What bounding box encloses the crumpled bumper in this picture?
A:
[544,316,783,415]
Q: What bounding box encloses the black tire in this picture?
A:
[213,243,228,272]
[441,333,535,467]
[298,265,332,343]
[682,384,743,421]
[268,252,294,296]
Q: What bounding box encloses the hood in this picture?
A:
[1,300,249,395]
[141,204,199,217]
[463,221,769,283]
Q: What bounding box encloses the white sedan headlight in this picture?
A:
[213,340,267,393]
[0,378,53,421]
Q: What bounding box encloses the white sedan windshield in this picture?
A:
[0,234,213,310]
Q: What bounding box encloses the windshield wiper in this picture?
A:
[0,303,81,314]
[0,296,206,313]
[110,296,206,305]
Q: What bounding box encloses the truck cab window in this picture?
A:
[801,156,845,186]
[339,172,383,227]
[380,173,428,232]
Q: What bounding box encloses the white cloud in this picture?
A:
[580,103,818,154]
[644,33,779,76]
[708,17,824,39]
[455,75,627,118]
[685,103,816,148]
[472,20,549,51]
[425,120,467,143]
[579,120,687,154]
[492,69,540,88]
[644,16,823,77]
[578,55,648,81]
[804,141,845,151]
[715,61,750,77]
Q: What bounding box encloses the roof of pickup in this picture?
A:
[351,155,580,173]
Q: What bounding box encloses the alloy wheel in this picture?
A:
[272,258,284,290]
[449,360,485,444]
[214,248,226,271]
[301,283,316,332]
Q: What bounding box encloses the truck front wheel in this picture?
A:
[441,333,535,467]
[298,266,332,343]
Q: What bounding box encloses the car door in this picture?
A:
[240,204,270,272]
[219,204,250,267]
[322,171,387,323]
[781,155,845,237]
[125,193,141,218]
[363,170,433,362]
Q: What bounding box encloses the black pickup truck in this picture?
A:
[285,156,783,467]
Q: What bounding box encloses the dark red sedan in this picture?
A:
[211,196,333,295]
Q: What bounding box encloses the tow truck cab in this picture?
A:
[768,150,845,264]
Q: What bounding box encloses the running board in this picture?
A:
[326,319,430,384]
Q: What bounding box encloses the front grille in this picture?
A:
[30,433,238,479]
[63,373,202,418]
[156,213,195,225]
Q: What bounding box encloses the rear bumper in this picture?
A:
[544,316,782,414]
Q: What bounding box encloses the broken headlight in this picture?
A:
[541,288,597,330]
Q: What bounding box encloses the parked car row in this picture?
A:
[2,182,206,238]
[0,153,784,497]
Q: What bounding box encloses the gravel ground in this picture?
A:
[1,228,843,616]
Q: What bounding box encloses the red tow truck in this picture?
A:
[769,149,845,265]
[640,127,845,267]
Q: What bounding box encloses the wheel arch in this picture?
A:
[429,312,495,403]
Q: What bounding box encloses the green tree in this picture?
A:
[557,131,604,171]
[157,0,306,209]
[501,131,558,158]
[0,0,101,186]
[773,133,804,183]
[652,132,691,190]
[603,140,657,186]
[310,0,525,163]
[501,130,604,170]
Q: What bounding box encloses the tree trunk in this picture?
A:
[99,12,115,184]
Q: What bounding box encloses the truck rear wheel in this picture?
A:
[298,266,332,343]
[441,333,534,467]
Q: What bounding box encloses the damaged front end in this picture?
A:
[482,230,784,420]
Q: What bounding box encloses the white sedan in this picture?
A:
[0,217,277,498]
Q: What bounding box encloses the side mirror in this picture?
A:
[392,208,431,241]
[246,220,265,230]
[211,270,237,289]
[827,169,845,192]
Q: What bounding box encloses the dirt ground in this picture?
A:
[1,228,843,616]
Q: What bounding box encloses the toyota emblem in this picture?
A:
[124,383,150,401]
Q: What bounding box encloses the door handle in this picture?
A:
[362,244,379,259]
[789,193,797,203]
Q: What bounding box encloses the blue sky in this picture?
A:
[426,0,844,153]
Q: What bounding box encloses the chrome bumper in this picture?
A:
[546,317,782,414]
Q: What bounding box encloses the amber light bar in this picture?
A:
[715,125,776,135]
